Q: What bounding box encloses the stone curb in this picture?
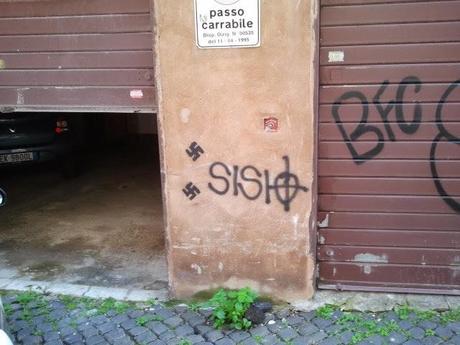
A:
[292,291,460,312]
[1,278,459,313]
[0,278,168,302]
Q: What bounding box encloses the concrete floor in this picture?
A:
[0,137,167,291]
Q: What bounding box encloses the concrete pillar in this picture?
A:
[154,0,318,302]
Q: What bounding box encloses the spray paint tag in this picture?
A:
[130,90,144,99]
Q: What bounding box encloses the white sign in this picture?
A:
[328,51,345,63]
[194,0,260,49]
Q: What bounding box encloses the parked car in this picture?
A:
[0,187,5,207]
[0,113,85,177]
[0,299,12,345]
[0,188,13,345]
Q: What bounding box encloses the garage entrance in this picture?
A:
[317,0,460,293]
[0,114,167,291]
[0,0,165,292]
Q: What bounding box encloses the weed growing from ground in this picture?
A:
[69,319,78,329]
[416,310,437,321]
[58,295,132,316]
[98,298,131,315]
[135,314,163,326]
[59,295,79,310]
[135,315,151,327]
[395,304,411,320]
[47,316,59,331]
[20,308,33,322]
[3,303,13,317]
[441,308,460,325]
[79,297,99,310]
[146,298,158,306]
[16,290,42,306]
[178,339,192,345]
[425,328,436,337]
[334,311,410,345]
[188,302,202,312]
[209,287,257,330]
[329,305,460,345]
[316,304,338,320]
[12,289,51,324]
[253,335,263,344]
[395,304,460,326]
[32,329,43,337]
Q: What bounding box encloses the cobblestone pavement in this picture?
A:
[3,291,460,345]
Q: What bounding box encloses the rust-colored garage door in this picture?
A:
[0,0,155,113]
[318,0,460,293]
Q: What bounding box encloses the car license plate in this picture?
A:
[0,152,34,164]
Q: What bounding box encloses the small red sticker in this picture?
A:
[130,90,144,99]
[264,117,279,132]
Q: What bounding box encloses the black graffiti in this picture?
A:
[183,182,201,200]
[395,76,422,135]
[430,80,460,213]
[333,91,384,164]
[266,156,310,212]
[333,76,422,163]
[333,76,459,213]
[186,141,205,161]
[373,80,396,141]
[208,156,309,212]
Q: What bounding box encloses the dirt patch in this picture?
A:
[20,261,66,280]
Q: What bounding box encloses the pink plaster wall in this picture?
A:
[154,0,318,302]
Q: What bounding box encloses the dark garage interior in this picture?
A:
[0,113,168,291]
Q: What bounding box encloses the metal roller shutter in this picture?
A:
[317,0,460,293]
[0,0,155,113]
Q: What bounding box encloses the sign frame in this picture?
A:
[194,0,261,49]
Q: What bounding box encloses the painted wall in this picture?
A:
[154,0,318,302]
